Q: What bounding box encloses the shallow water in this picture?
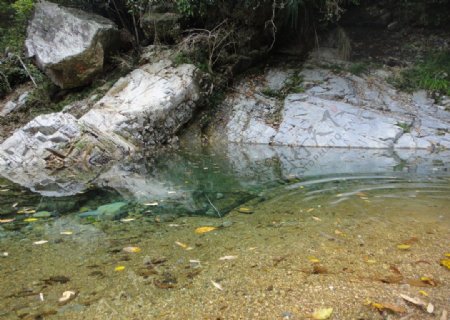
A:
[0,145,450,319]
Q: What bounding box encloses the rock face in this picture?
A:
[80,60,202,148]
[25,1,120,89]
[0,91,29,117]
[215,49,450,150]
[0,113,88,195]
[0,58,205,195]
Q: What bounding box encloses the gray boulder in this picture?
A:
[25,1,120,89]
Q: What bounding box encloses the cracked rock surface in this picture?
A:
[216,49,450,149]
[0,58,204,195]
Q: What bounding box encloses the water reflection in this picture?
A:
[1,144,450,217]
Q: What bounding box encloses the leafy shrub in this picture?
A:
[392,51,450,96]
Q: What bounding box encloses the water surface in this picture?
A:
[1,145,449,319]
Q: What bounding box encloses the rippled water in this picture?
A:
[0,145,449,319]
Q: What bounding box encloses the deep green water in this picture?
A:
[1,145,449,319]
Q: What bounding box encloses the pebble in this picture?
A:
[221,221,233,228]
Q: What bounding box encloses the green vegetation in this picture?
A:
[396,122,412,133]
[391,51,450,96]
[261,88,285,99]
[0,0,37,98]
[348,62,369,75]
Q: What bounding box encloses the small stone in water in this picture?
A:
[58,290,76,304]
[123,246,141,253]
[216,193,224,199]
[221,221,233,228]
[33,240,48,245]
[33,211,52,218]
[219,255,238,261]
[211,280,223,291]
[144,202,159,206]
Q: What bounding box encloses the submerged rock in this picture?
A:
[25,1,120,89]
[33,211,52,218]
[96,202,127,220]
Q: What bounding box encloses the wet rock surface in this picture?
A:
[216,49,450,149]
[25,0,120,89]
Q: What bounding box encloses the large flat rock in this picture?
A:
[217,51,450,149]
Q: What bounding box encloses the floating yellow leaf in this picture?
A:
[419,290,428,296]
[312,307,333,319]
[397,244,411,250]
[195,226,217,234]
[440,259,450,270]
[123,246,141,253]
[308,256,320,263]
[238,207,253,214]
[24,218,38,222]
[17,208,36,214]
[114,266,125,272]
